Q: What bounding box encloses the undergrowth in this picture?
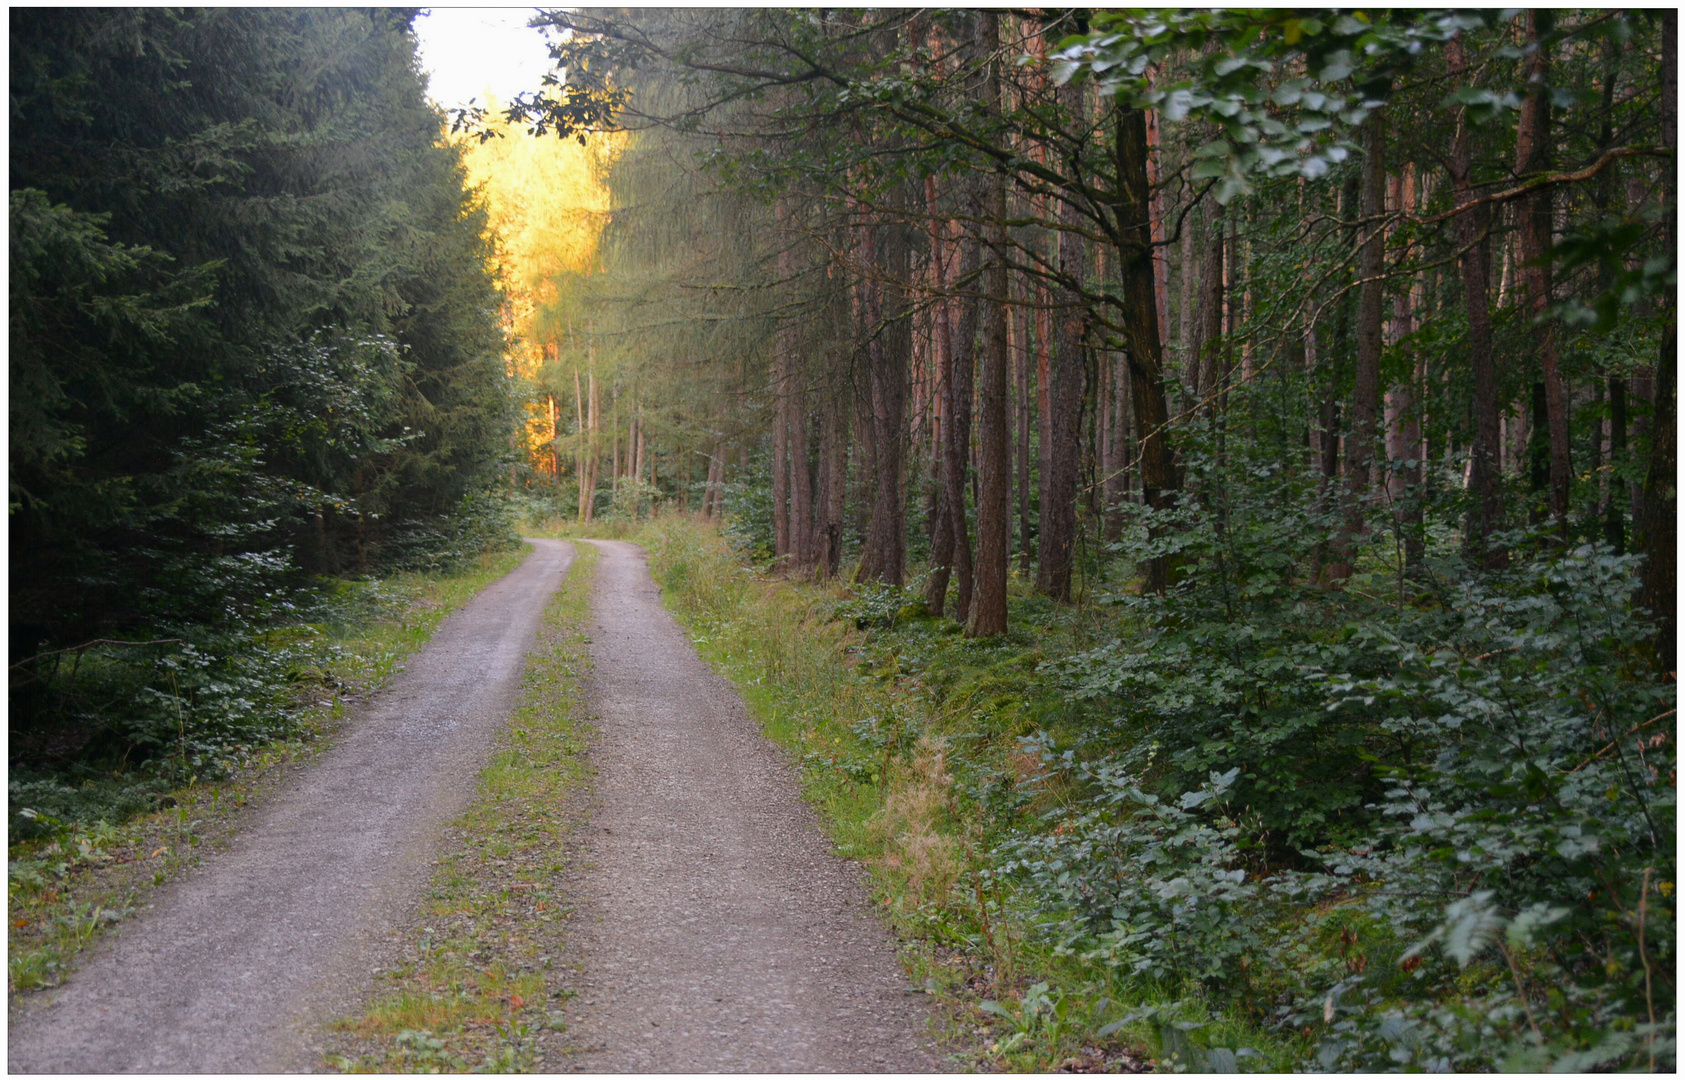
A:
[631,510,1675,1073]
[327,541,598,1073]
[7,545,531,1001]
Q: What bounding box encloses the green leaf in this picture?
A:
[1318,50,1354,81]
[1504,903,1569,947]
[1440,890,1504,966]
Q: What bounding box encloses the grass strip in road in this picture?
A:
[326,541,598,1074]
[7,544,531,1005]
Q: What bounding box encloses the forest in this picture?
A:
[11,9,516,820]
[8,7,1677,1071]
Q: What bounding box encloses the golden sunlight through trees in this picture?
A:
[455,102,623,479]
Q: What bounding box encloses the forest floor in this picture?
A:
[8,537,939,1072]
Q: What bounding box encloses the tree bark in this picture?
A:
[1638,9,1675,666]
[1177,183,1199,385]
[857,208,911,586]
[573,367,588,521]
[585,367,601,522]
[791,390,812,566]
[1192,199,1225,407]
[1447,36,1505,568]
[1012,274,1033,573]
[703,447,724,519]
[1115,104,1180,592]
[1385,169,1425,576]
[815,268,851,579]
[924,178,957,615]
[1517,9,1570,538]
[944,229,980,621]
[772,343,790,559]
[1595,38,1627,555]
[1606,375,1628,552]
[1036,75,1087,603]
[1330,112,1387,579]
[966,9,1010,637]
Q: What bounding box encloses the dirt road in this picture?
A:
[558,540,935,1072]
[9,536,936,1073]
[7,540,576,1073]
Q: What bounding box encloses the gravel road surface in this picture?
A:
[7,539,576,1074]
[557,540,937,1072]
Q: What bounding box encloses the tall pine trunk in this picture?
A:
[924,178,957,615]
[1037,76,1087,602]
[1115,104,1179,593]
[1330,113,1387,579]
[945,230,980,621]
[1448,37,1505,568]
[967,9,1010,637]
[1191,199,1225,407]
[1517,9,1570,538]
[1638,10,1676,666]
[857,208,910,585]
[1385,170,1425,576]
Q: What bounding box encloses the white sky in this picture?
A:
[412,8,559,111]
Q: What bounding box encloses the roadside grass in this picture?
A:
[326,541,598,1074]
[628,513,1313,1072]
[518,513,640,541]
[6,545,531,1005]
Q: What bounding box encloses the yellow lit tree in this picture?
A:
[454,99,622,482]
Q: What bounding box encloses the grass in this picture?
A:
[518,512,641,541]
[325,541,598,1073]
[7,545,532,1005]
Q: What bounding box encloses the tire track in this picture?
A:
[557,540,936,1072]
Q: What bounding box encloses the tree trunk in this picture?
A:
[791,391,812,566]
[946,228,980,622]
[816,385,848,577]
[1104,342,1131,541]
[1115,104,1179,593]
[924,178,957,614]
[1331,112,1387,579]
[815,265,850,580]
[1595,38,1628,556]
[1192,199,1225,407]
[1037,75,1087,603]
[1177,183,1199,384]
[1385,171,1425,576]
[1606,376,1628,552]
[773,215,797,562]
[1144,107,1171,346]
[704,447,724,519]
[1638,9,1675,666]
[584,368,600,522]
[857,209,910,586]
[772,345,790,560]
[966,9,1010,637]
[1012,274,1033,573]
[1517,9,1569,538]
[1448,37,1505,568]
[573,367,588,521]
